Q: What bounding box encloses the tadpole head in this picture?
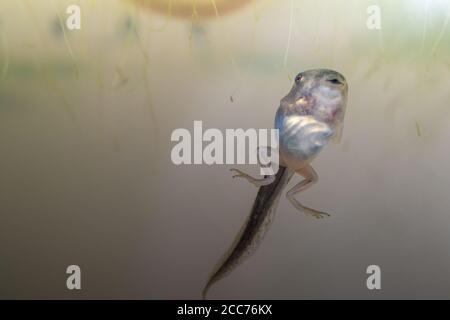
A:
[281,69,348,125]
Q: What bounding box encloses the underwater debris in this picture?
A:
[118,15,139,38]
[430,7,450,58]
[52,3,79,79]
[420,0,430,56]
[50,16,65,40]
[190,23,206,42]
[0,22,9,81]
[283,0,294,69]
[112,65,129,89]
[415,120,422,137]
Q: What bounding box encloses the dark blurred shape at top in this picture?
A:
[131,0,254,19]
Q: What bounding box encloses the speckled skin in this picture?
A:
[276,69,348,170]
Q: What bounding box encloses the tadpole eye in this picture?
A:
[295,74,302,83]
[328,78,342,85]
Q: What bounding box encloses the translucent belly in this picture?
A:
[275,115,334,166]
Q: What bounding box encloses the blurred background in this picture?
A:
[1,0,450,299]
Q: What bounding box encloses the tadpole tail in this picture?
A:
[202,166,294,298]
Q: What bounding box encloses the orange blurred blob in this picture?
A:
[131,0,254,19]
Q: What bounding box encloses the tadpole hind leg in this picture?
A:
[230,169,275,187]
[286,165,330,219]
